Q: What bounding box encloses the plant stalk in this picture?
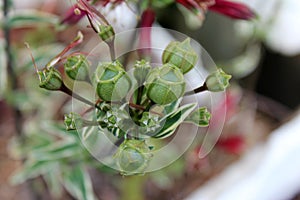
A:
[3,0,23,136]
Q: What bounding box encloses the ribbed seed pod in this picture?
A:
[38,67,63,90]
[145,63,185,105]
[99,25,115,42]
[93,61,131,101]
[205,68,232,92]
[64,54,90,81]
[162,38,198,74]
[114,139,152,175]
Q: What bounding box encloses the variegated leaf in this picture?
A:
[153,103,196,139]
[62,165,95,200]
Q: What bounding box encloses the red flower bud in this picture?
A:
[209,0,256,20]
[138,8,156,58]
[60,4,87,25]
[176,0,256,21]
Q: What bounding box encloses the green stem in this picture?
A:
[120,176,145,200]
[184,82,208,96]
[60,83,100,109]
[106,40,116,61]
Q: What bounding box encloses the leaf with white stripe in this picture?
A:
[153,103,196,139]
[62,165,95,200]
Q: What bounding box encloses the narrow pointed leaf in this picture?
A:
[153,103,196,138]
[62,166,95,200]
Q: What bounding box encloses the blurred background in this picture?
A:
[1,0,300,199]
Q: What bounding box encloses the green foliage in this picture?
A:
[10,122,97,200]
[153,103,197,138]
[62,165,95,200]
[6,10,59,29]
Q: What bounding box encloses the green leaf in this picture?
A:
[29,140,81,161]
[8,132,54,159]
[185,107,211,127]
[41,121,79,140]
[7,10,59,28]
[62,165,95,200]
[163,98,182,114]
[44,170,63,198]
[11,160,58,185]
[153,103,196,138]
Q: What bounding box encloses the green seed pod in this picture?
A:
[99,25,115,42]
[145,63,186,105]
[162,38,198,74]
[38,67,63,90]
[133,60,151,83]
[64,54,90,81]
[114,139,152,175]
[93,61,131,101]
[205,68,232,92]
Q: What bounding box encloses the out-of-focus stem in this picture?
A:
[3,0,23,136]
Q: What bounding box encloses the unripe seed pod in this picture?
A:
[205,68,232,92]
[162,38,198,74]
[99,25,115,42]
[64,54,90,81]
[114,139,152,175]
[38,67,63,90]
[93,61,131,101]
[145,63,185,105]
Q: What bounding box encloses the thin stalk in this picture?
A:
[184,83,208,96]
[106,40,116,61]
[60,83,100,109]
